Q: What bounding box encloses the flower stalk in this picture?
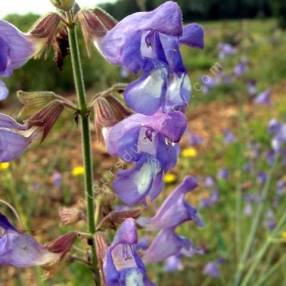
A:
[66,13,100,284]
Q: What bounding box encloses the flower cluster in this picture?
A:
[91,1,205,284]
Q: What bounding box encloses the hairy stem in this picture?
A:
[67,19,100,284]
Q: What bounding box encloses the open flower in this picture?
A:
[138,176,203,230]
[0,113,31,162]
[103,111,187,206]
[143,228,202,264]
[103,218,154,286]
[94,1,204,115]
[0,213,77,267]
[0,20,34,100]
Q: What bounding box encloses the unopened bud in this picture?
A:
[78,8,117,55]
[28,13,62,59]
[50,0,75,11]
[94,95,131,141]
[28,100,65,142]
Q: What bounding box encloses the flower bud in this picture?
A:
[94,95,131,141]
[50,0,75,11]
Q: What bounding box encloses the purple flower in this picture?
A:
[52,170,62,189]
[254,89,271,105]
[264,210,276,231]
[201,75,217,94]
[257,171,267,186]
[103,111,187,206]
[103,218,154,286]
[0,113,32,162]
[204,176,215,188]
[247,80,257,97]
[0,213,76,267]
[143,228,201,264]
[95,2,204,115]
[217,168,229,181]
[0,20,34,100]
[164,255,184,272]
[188,131,204,146]
[271,124,286,152]
[268,119,281,135]
[201,191,219,208]
[203,261,220,278]
[276,178,286,196]
[218,43,236,60]
[244,203,253,217]
[223,129,236,144]
[233,60,248,77]
[137,176,203,230]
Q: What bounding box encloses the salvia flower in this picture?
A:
[143,228,202,264]
[203,260,222,278]
[94,1,204,115]
[0,20,34,100]
[254,89,272,105]
[0,213,77,267]
[103,218,154,286]
[103,111,187,206]
[218,43,237,60]
[223,129,236,145]
[217,168,229,181]
[138,176,203,230]
[247,80,257,97]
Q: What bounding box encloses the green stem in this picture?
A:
[233,155,279,286]
[240,210,286,286]
[67,20,99,284]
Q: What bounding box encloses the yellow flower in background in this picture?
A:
[281,231,286,240]
[71,166,85,177]
[0,162,10,171]
[163,173,177,184]
[182,147,198,158]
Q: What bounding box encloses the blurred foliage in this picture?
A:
[269,0,286,29]
[100,0,272,21]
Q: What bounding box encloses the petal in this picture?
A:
[103,125,141,161]
[165,73,191,113]
[0,113,28,129]
[180,23,205,49]
[0,36,10,73]
[159,33,186,73]
[0,213,17,231]
[156,135,180,171]
[124,68,167,115]
[113,156,163,206]
[0,80,8,101]
[141,177,202,230]
[112,218,138,247]
[0,130,30,162]
[96,1,183,65]
[143,229,187,263]
[0,231,59,267]
[0,20,33,73]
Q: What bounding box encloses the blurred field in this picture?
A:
[1,18,286,285]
